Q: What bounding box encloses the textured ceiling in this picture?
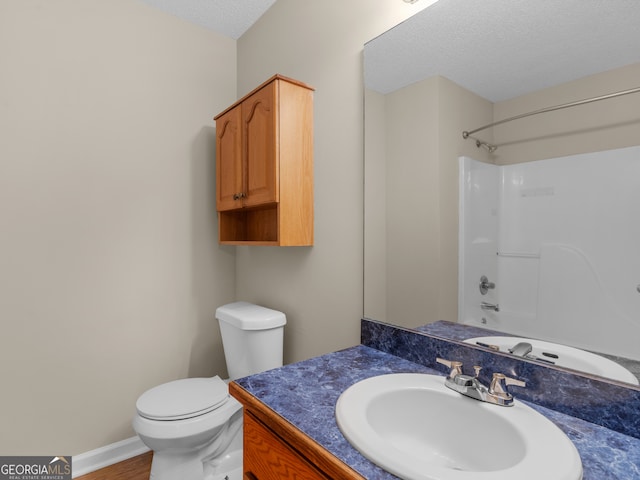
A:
[365,0,640,102]
[138,0,276,39]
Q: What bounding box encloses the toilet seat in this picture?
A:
[136,376,229,421]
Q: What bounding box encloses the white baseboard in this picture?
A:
[72,436,150,478]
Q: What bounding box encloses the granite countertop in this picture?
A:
[234,345,640,480]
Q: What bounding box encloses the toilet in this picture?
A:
[132,302,286,480]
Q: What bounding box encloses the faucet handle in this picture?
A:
[436,358,463,379]
[479,275,496,295]
[489,373,526,400]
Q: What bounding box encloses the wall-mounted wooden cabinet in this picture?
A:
[214,75,314,246]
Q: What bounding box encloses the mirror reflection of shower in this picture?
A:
[458,146,640,363]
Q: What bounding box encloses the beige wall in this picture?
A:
[364,76,492,327]
[0,0,237,454]
[493,63,640,164]
[0,0,428,456]
[233,0,426,363]
[363,88,388,319]
[385,78,441,325]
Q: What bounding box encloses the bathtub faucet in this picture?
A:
[479,275,496,295]
[481,301,500,312]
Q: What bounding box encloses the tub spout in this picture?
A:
[481,301,500,312]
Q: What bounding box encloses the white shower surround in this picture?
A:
[459,146,640,361]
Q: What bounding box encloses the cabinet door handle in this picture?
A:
[233,192,246,200]
[244,472,259,480]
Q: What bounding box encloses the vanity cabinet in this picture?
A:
[243,412,329,480]
[214,74,314,246]
[229,382,365,480]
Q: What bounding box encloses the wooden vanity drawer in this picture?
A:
[244,411,330,480]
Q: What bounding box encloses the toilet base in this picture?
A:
[204,449,242,480]
[147,411,243,480]
[148,448,241,480]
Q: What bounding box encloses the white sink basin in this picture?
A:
[336,373,582,480]
[464,336,639,385]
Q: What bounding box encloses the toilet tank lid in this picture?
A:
[216,301,286,330]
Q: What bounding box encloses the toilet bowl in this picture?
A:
[132,302,286,480]
[133,376,243,480]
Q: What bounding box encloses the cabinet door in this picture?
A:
[242,82,278,207]
[244,412,329,480]
[216,106,243,211]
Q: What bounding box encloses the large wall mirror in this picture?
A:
[363,0,640,386]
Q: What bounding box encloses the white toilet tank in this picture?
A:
[216,301,286,380]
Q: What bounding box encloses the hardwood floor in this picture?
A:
[75,452,152,480]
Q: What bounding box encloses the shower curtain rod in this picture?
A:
[462,85,640,153]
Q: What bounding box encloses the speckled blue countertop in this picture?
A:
[418,320,640,383]
[234,344,640,479]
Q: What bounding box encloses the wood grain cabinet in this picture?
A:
[243,412,329,480]
[214,75,314,246]
[230,382,366,480]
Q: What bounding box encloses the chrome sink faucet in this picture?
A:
[436,358,526,407]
